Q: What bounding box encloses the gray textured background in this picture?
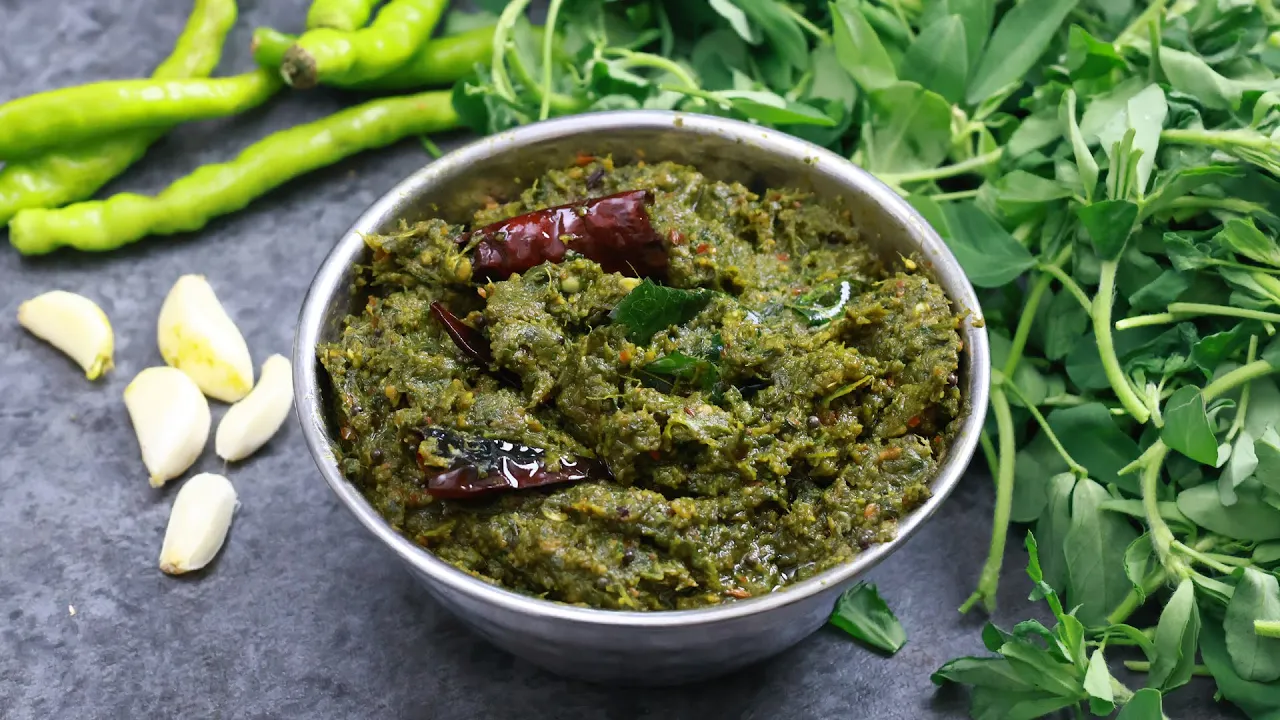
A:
[0,1,1235,718]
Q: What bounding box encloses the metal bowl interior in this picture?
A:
[294,110,990,684]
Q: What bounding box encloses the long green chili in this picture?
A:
[305,0,380,31]
[0,69,281,160]
[9,91,460,255]
[280,0,448,89]
[254,25,504,92]
[0,0,237,224]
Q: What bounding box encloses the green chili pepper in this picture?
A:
[0,0,237,224]
[0,69,281,160]
[255,25,504,92]
[280,0,448,89]
[306,0,381,31]
[9,91,460,255]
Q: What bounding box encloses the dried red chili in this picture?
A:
[429,301,520,388]
[414,428,611,499]
[461,190,667,280]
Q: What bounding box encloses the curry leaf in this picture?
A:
[1162,386,1220,465]
[1224,567,1280,683]
[965,0,1080,105]
[829,582,907,655]
[611,280,712,343]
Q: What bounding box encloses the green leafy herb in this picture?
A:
[1161,386,1219,465]
[461,2,1280,715]
[1225,568,1280,683]
[829,582,907,655]
[610,279,712,343]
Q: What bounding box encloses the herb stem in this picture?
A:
[1205,359,1279,401]
[538,0,566,120]
[1165,195,1267,216]
[960,386,1016,614]
[1001,376,1088,477]
[1106,568,1166,626]
[929,189,981,202]
[1124,660,1212,677]
[1139,441,1188,579]
[1094,260,1151,422]
[1114,312,1176,330]
[1257,620,1280,638]
[877,149,1004,186]
[1038,263,1093,314]
[610,51,700,91]
[780,3,830,42]
[1161,127,1274,153]
[1002,243,1067,382]
[1116,0,1167,45]
[1226,336,1259,442]
[1172,540,1236,575]
[491,0,534,105]
[979,430,998,478]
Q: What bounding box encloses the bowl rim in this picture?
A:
[294,109,990,628]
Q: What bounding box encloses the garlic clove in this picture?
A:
[17,290,115,380]
[159,472,238,575]
[123,366,211,487]
[216,354,294,462]
[157,274,254,402]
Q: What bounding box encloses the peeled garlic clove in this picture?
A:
[216,354,294,461]
[17,290,114,380]
[124,366,211,487]
[157,274,254,402]
[159,472,238,575]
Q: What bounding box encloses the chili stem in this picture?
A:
[1095,260,1151,422]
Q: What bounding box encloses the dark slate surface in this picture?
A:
[0,1,1235,718]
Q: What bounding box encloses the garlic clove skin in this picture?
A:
[216,354,294,462]
[123,366,211,487]
[159,472,238,575]
[17,290,115,380]
[157,274,254,402]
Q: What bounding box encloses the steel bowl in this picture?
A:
[294,110,989,686]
